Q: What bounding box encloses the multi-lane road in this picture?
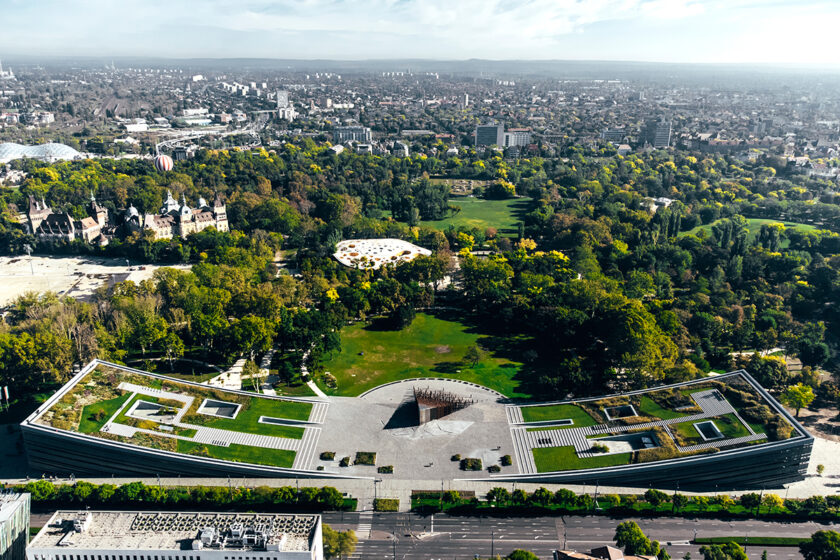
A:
[320,512,834,559]
[31,510,831,559]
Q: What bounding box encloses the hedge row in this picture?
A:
[13,480,356,511]
[412,487,840,522]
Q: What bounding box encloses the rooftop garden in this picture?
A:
[517,374,803,474]
[34,363,315,470]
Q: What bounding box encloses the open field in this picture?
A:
[317,312,531,397]
[0,255,190,307]
[419,197,530,234]
[681,218,817,246]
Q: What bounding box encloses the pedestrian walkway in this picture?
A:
[292,428,322,470]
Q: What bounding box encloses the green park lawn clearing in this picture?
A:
[681,218,816,247]
[317,312,530,397]
[637,395,694,420]
[521,403,598,426]
[420,197,530,234]
[177,440,295,468]
[78,392,133,433]
[532,445,632,473]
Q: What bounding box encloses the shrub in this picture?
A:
[590,443,609,453]
[645,488,669,505]
[320,451,336,461]
[354,452,376,466]
[377,465,394,474]
[339,456,350,467]
[373,498,399,512]
[460,458,482,471]
[443,491,461,503]
[451,454,461,461]
[488,465,501,473]
[501,454,512,466]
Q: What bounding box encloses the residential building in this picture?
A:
[504,128,532,147]
[474,122,505,146]
[555,545,655,560]
[392,141,409,157]
[28,511,323,560]
[601,128,626,143]
[0,493,30,560]
[333,126,371,143]
[642,120,672,148]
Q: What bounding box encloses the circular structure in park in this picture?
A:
[154,154,174,172]
[333,238,431,269]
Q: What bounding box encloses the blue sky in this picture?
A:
[1,0,837,64]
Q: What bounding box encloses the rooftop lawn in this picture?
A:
[637,395,695,420]
[177,440,295,468]
[671,413,751,446]
[533,445,632,473]
[317,312,531,397]
[520,403,599,426]
[78,392,132,434]
[183,397,307,440]
[419,197,531,234]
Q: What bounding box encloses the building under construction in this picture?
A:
[414,387,473,424]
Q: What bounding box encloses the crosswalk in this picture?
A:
[356,512,373,539]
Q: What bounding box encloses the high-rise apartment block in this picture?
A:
[474,123,505,146]
[0,493,30,560]
[333,126,372,143]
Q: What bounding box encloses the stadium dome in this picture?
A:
[0,142,82,164]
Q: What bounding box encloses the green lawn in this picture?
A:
[78,393,132,433]
[419,197,530,234]
[681,218,816,247]
[533,445,632,473]
[192,398,308,440]
[637,396,694,420]
[672,414,750,445]
[520,403,598,426]
[317,313,530,397]
[177,440,295,468]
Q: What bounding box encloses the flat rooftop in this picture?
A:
[30,511,319,553]
[0,492,29,521]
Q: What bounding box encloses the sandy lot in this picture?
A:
[0,255,189,307]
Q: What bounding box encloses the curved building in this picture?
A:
[0,142,82,164]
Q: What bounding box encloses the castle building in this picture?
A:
[24,191,227,244]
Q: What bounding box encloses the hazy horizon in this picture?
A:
[1,0,838,66]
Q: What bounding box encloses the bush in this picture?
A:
[488,465,501,473]
[373,498,399,512]
[354,452,376,466]
[339,456,350,467]
[460,458,482,471]
[590,443,609,453]
[377,465,393,474]
[320,451,336,461]
[451,454,461,461]
[501,454,512,466]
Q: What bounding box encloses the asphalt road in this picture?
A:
[30,510,829,560]
[320,512,834,560]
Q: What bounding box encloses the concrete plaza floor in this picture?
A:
[315,379,517,480]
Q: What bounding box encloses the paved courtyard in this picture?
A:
[315,379,517,479]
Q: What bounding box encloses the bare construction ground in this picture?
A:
[315,379,517,480]
[0,255,189,307]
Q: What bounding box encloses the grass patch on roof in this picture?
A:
[532,445,632,473]
[177,440,295,468]
[520,403,598,426]
[78,392,132,434]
